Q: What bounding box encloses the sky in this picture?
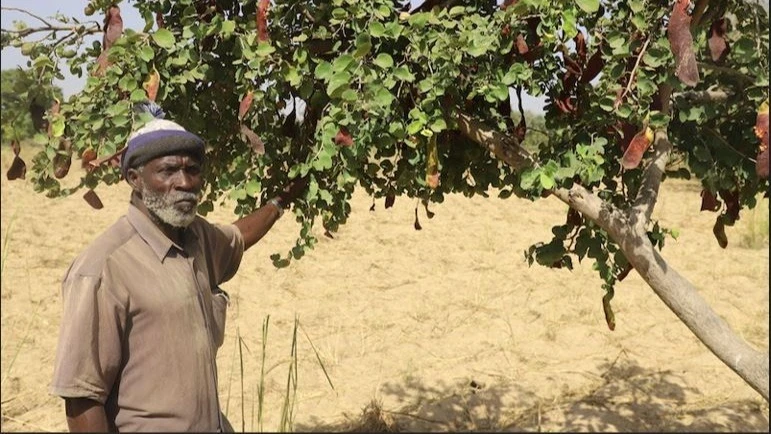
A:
[0,0,547,112]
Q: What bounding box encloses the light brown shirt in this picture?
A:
[50,204,244,432]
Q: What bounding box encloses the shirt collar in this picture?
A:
[127,204,197,262]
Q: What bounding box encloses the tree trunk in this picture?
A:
[458,110,770,403]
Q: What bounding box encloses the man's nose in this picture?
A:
[175,171,197,191]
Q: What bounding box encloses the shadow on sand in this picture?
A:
[294,354,769,432]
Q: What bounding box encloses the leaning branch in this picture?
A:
[455,110,534,170]
[673,88,732,106]
[632,84,672,228]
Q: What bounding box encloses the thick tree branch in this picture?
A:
[672,88,732,106]
[631,84,672,228]
[631,130,671,228]
[455,110,534,170]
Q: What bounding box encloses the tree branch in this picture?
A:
[690,0,709,29]
[632,84,672,229]
[615,36,651,110]
[454,110,534,170]
[672,88,732,106]
[1,7,53,27]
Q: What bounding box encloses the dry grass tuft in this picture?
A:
[346,400,400,433]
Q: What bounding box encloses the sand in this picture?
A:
[1,144,768,432]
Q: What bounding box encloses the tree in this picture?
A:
[0,68,63,143]
[1,0,768,402]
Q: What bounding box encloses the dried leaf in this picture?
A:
[384,193,395,209]
[425,135,439,189]
[239,124,266,155]
[7,156,26,180]
[11,139,20,156]
[81,148,98,170]
[53,139,72,179]
[707,18,730,63]
[574,31,587,65]
[515,34,529,56]
[29,101,46,132]
[756,148,769,179]
[582,49,605,84]
[143,68,160,102]
[566,208,582,226]
[700,189,721,212]
[422,199,435,219]
[718,189,740,223]
[334,127,354,147]
[602,291,615,331]
[238,90,254,121]
[103,5,123,51]
[257,0,270,42]
[617,263,634,282]
[712,217,728,249]
[668,0,700,87]
[621,127,653,169]
[83,189,104,210]
[95,5,123,76]
[155,11,164,29]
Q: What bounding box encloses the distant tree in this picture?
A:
[1,68,63,143]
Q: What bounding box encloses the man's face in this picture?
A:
[128,153,203,228]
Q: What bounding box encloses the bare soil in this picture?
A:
[1,145,768,432]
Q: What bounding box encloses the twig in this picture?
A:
[1,7,53,27]
[381,409,452,426]
[690,0,709,29]
[705,126,756,162]
[0,415,54,432]
[615,36,651,110]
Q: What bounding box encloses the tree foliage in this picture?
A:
[1,68,63,142]
[2,0,769,401]
[0,0,767,296]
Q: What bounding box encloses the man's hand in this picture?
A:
[276,176,309,207]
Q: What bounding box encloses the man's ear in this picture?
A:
[126,167,143,192]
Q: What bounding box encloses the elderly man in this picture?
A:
[49,104,304,432]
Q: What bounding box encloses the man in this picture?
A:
[49,104,305,432]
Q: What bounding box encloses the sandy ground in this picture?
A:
[1,144,769,432]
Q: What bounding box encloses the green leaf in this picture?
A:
[393,66,415,82]
[539,171,555,189]
[341,89,358,102]
[221,20,236,36]
[373,53,394,69]
[332,54,355,73]
[139,45,154,62]
[370,22,386,37]
[51,117,65,138]
[130,89,147,102]
[327,71,351,97]
[152,28,175,49]
[354,33,372,58]
[315,61,333,80]
[245,179,261,197]
[255,42,275,56]
[576,0,600,13]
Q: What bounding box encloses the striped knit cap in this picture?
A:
[121,102,205,178]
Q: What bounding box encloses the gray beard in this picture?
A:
[141,188,199,228]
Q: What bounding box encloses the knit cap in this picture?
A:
[121,102,205,178]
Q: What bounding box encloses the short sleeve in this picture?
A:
[199,223,245,286]
[49,271,126,404]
